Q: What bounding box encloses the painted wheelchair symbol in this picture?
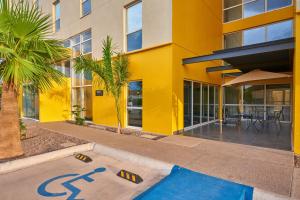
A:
[37,167,106,200]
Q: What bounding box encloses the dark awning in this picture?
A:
[183,38,295,72]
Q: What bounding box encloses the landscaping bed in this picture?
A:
[0,123,88,163]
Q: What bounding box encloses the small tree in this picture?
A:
[0,0,70,159]
[74,36,129,134]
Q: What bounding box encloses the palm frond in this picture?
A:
[0,0,70,92]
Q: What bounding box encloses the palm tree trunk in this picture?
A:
[115,97,122,134]
[0,83,23,160]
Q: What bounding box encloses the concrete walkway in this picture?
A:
[40,122,297,198]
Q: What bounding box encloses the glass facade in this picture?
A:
[127,2,142,52]
[184,81,219,128]
[224,0,293,23]
[128,81,143,127]
[224,20,293,49]
[224,84,291,122]
[64,30,93,121]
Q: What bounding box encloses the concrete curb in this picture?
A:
[93,144,293,200]
[253,188,292,200]
[93,143,174,175]
[0,143,94,175]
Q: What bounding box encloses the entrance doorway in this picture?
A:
[184,80,219,129]
[23,85,39,120]
[127,81,143,128]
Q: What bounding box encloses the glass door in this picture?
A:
[193,83,201,125]
[202,84,208,123]
[23,85,39,120]
[184,81,192,127]
[127,81,143,128]
[184,81,219,129]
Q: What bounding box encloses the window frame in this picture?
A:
[81,0,91,17]
[223,0,293,23]
[125,1,143,52]
[53,0,60,32]
[224,19,294,49]
[127,80,143,129]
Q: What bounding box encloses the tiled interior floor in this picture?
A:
[183,121,292,151]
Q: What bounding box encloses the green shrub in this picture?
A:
[71,105,86,125]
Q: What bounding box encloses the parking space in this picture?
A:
[0,151,165,200]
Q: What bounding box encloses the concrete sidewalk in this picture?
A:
[40,122,297,198]
[0,151,164,200]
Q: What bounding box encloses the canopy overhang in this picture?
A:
[183,38,295,73]
[222,69,292,86]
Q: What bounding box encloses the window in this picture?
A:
[184,81,219,128]
[224,20,293,49]
[267,20,293,41]
[64,30,93,121]
[126,2,142,52]
[224,0,293,23]
[267,0,292,11]
[65,30,92,57]
[54,1,60,32]
[34,0,41,9]
[243,0,265,18]
[243,26,265,45]
[82,0,91,17]
[128,81,143,127]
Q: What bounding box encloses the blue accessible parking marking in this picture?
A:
[37,167,106,200]
[134,166,254,200]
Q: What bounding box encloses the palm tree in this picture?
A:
[0,0,69,159]
[74,36,129,134]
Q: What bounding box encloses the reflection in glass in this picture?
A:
[224,0,242,9]
[266,84,290,121]
[209,86,215,121]
[224,32,242,49]
[224,86,242,104]
[202,84,208,123]
[244,85,264,104]
[127,30,142,52]
[128,109,142,127]
[72,88,82,107]
[84,70,92,85]
[128,81,142,127]
[267,20,293,41]
[267,0,292,11]
[215,87,219,119]
[84,87,93,121]
[23,85,39,120]
[243,0,265,18]
[127,2,142,34]
[82,0,91,16]
[224,6,242,22]
[193,83,201,125]
[64,60,71,77]
[243,27,265,46]
[82,40,92,55]
[184,81,192,127]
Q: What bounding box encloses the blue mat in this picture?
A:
[135,166,253,200]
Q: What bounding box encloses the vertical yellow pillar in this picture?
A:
[219,86,223,122]
[293,5,300,166]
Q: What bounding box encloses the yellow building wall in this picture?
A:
[171,0,223,133]
[39,78,71,122]
[223,6,294,34]
[92,44,173,135]
[294,8,300,155]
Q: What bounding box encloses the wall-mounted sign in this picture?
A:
[95,90,104,96]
